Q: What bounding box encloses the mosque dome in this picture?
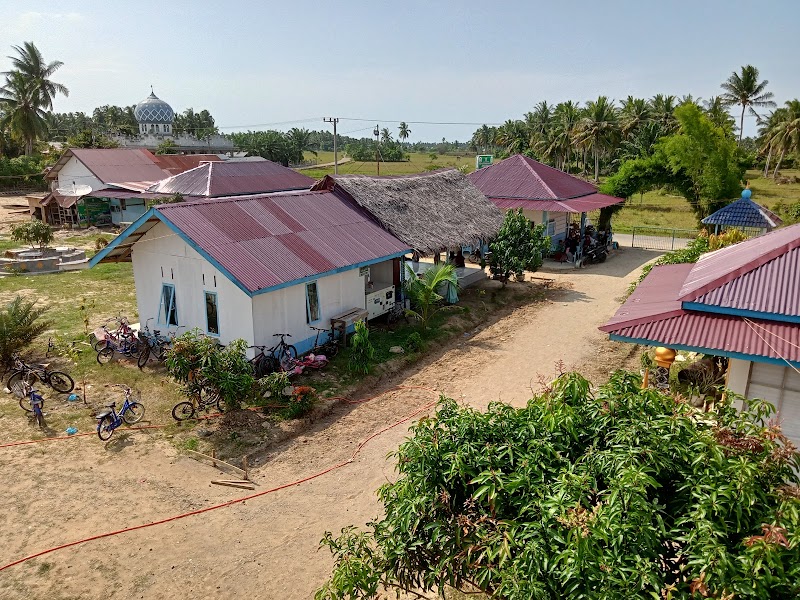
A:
[134,90,175,124]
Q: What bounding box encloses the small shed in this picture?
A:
[701,189,782,236]
[314,169,504,257]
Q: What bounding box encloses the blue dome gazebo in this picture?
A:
[701,188,782,235]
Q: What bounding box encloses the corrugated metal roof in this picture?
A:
[608,312,800,365]
[468,154,600,200]
[692,247,800,318]
[152,154,223,175]
[492,193,623,213]
[679,223,800,301]
[147,160,315,197]
[69,148,171,184]
[701,197,782,229]
[154,190,410,294]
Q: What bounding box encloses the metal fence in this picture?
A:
[628,227,699,251]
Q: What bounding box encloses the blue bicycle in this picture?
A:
[95,384,145,440]
[16,382,46,429]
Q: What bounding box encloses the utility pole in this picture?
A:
[374,125,380,176]
[323,117,339,174]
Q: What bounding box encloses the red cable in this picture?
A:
[0,386,439,572]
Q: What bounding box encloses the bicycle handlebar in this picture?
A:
[272,333,292,337]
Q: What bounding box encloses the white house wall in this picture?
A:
[131,221,254,347]
[55,156,104,192]
[252,267,368,354]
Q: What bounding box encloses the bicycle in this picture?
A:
[269,333,298,366]
[96,331,140,365]
[248,345,279,379]
[171,380,225,421]
[95,384,146,440]
[6,351,75,394]
[90,315,135,352]
[137,319,181,369]
[309,326,339,358]
[16,382,46,428]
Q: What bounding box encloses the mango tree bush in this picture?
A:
[488,208,550,283]
[317,372,800,599]
[165,330,254,410]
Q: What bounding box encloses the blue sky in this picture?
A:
[1,0,797,141]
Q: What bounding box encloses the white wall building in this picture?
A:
[91,190,411,355]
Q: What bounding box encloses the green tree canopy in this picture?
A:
[602,103,744,221]
[318,371,800,599]
[488,209,550,282]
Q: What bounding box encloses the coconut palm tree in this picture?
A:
[649,94,679,134]
[380,128,393,144]
[549,101,581,172]
[704,96,735,136]
[398,122,410,143]
[575,96,619,181]
[763,100,800,177]
[495,120,528,156]
[4,42,68,111]
[0,71,47,155]
[720,65,776,143]
[619,96,650,138]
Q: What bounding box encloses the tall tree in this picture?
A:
[285,127,317,164]
[649,94,679,134]
[763,100,800,177]
[0,71,47,155]
[380,127,393,144]
[3,42,69,110]
[575,96,619,181]
[703,96,735,136]
[398,122,410,143]
[619,96,650,138]
[720,65,776,143]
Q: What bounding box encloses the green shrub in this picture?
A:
[405,332,424,353]
[0,296,51,365]
[348,321,375,375]
[11,220,53,249]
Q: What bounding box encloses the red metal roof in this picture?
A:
[155,191,411,294]
[692,247,800,318]
[152,154,223,175]
[68,148,171,184]
[147,160,315,197]
[492,193,624,213]
[600,228,800,365]
[678,223,800,301]
[468,154,601,200]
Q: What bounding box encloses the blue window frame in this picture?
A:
[305,281,320,323]
[204,291,219,336]
[158,283,178,326]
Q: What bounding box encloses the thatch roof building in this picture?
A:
[314,169,504,255]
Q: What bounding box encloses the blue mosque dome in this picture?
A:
[134,89,175,124]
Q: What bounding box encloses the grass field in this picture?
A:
[299,150,476,179]
[592,169,800,233]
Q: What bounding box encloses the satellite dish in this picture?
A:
[56,183,92,196]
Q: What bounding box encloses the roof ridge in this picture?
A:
[205,162,214,197]
[518,155,559,199]
[679,223,800,300]
[156,189,329,209]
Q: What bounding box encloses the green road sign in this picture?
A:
[476,155,493,169]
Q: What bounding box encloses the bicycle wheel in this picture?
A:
[137,346,151,369]
[8,371,36,396]
[171,401,196,421]
[274,344,298,365]
[97,347,114,365]
[122,402,145,425]
[19,395,42,412]
[215,395,226,413]
[93,339,109,352]
[47,371,75,394]
[97,415,115,440]
[322,342,339,358]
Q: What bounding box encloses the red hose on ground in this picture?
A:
[0,385,440,572]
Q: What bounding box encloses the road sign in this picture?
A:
[476,155,493,169]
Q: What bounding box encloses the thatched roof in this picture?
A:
[314,169,504,254]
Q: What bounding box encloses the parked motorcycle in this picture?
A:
[582,242,607,264]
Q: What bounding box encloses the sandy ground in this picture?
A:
[0,194,37,234]
[0,248,658,599]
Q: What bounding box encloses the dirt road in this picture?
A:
[0,248,657,599]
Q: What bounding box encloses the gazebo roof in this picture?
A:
[701,196,782,230]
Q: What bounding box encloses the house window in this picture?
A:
[158,283,178,326]
[306,281,320,323]
[547,219,556,236]
[205,292,219,336]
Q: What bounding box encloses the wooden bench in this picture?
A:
[330,307,368,347]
